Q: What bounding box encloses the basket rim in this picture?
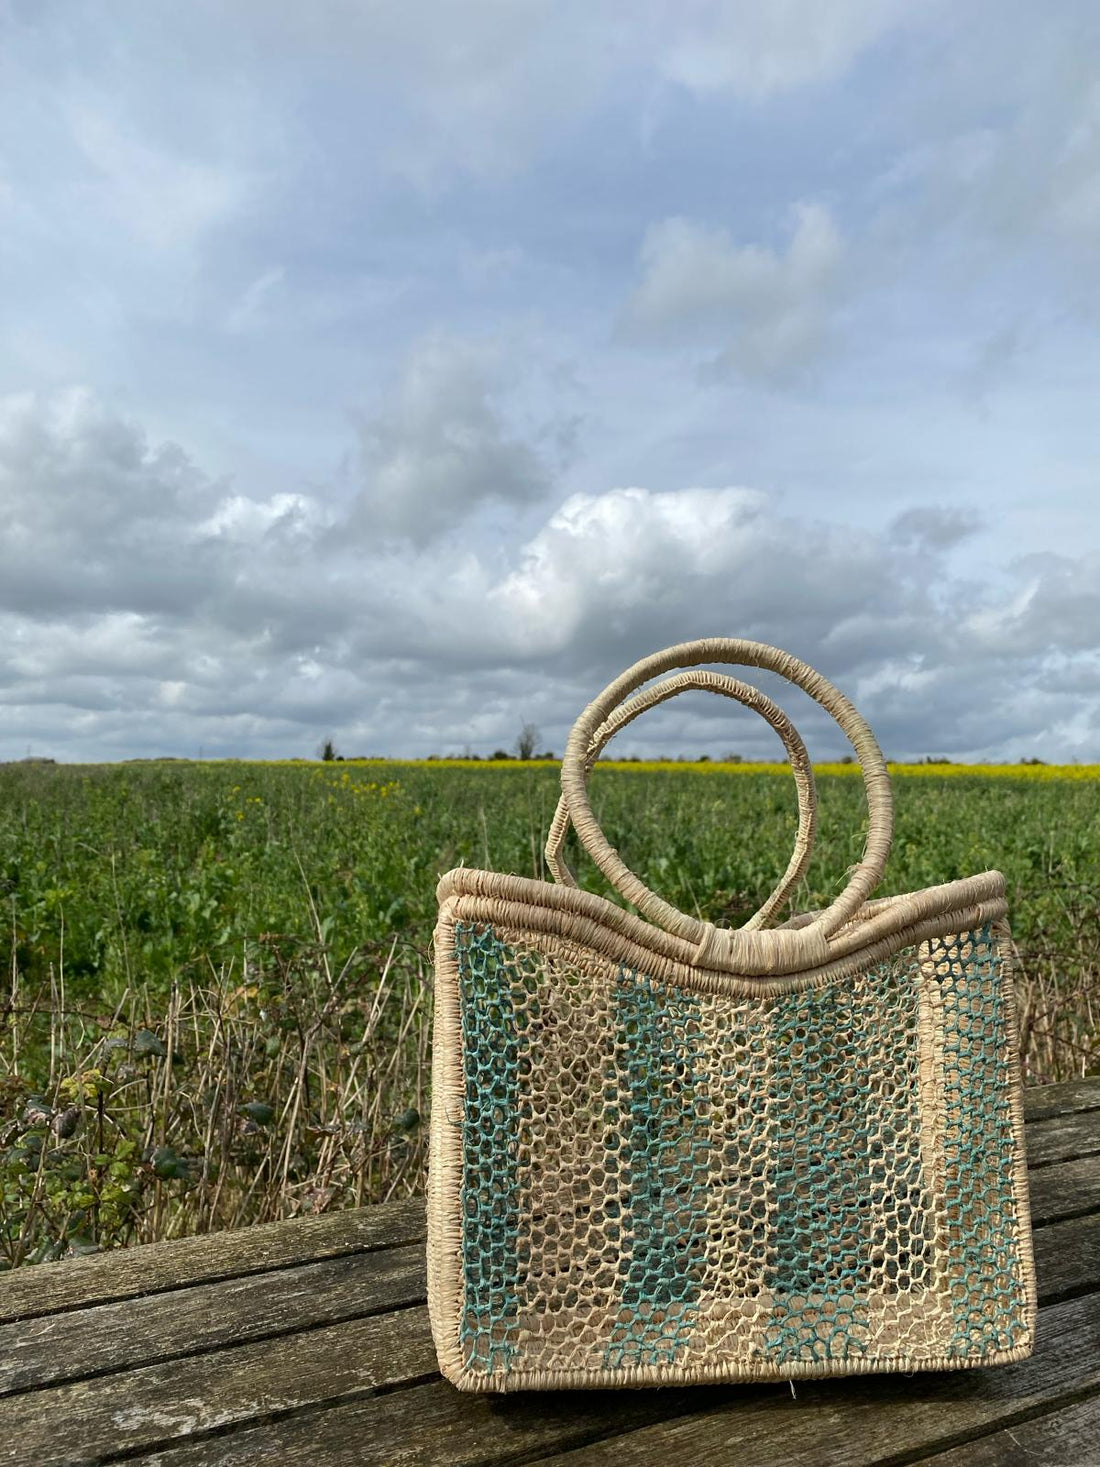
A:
[435,866,1008,995]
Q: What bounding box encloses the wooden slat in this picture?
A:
[2,1174,1094,1406]
[126,1294,1100,1467]
[123,1212,1100,1467]
[15,1211,1092,1467]
[1031,1211,1100,1302]
[1027,1156,1100,1227]
[0,1083,1095,1467]
[532,1293,1100,1467]
[0,1244,424,1398]
[0,1197,426,1326]
[0,1084,1091,1328]
[140,1376,741,1467]
[910,1393,1100,1464]
[1022,1081,1100,1124]
[1023,1106,1100,1168]
[0,1306,440,1466]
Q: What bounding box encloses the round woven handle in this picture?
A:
[558,638,894,975]
[545,669,817,932]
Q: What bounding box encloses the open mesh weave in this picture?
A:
[451,921,1031,1382]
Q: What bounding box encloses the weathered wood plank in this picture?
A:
[127,1293,1100,1467]
[0,1306,440,1467]
[909,1393,1100,1464]
[0,1082,1094,1467]
[0,1164,1096,1404]
[1023,1106,1100,1169]
[0,1197,426,1326]
[51,1214,1096,1467]
[1027,1156,1100,1227]
[0,1084,1092,1328]
[0,1243,424,1398]
[1022,1081,1100,1124]
[531,1292,1100,1467]
[140,1376,740,1467]
[2,1178,1095,1407]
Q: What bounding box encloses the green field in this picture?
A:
[2,758,1098,1266]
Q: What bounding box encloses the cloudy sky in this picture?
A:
[2,1,1099,763]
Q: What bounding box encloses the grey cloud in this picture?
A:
[889,506,983,551]
[2,391,1098,765]
[1035,657,1100,695]
[0,388,226,618]
[346,334,554,547]
[959,324,1029,406]
[970,552,1100,657]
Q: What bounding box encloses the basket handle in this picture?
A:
[558,638,893,976]
[545,670,817,932]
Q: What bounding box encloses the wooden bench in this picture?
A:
[1,1079,1098,1467]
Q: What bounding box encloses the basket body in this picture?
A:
[426,639,1037,1391]
[428,872,1036,1392]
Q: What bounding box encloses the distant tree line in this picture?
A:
[313,731,1051,766]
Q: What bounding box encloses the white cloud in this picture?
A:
[622,204,844,380]
[660,0,909,101]
[197,491,332,545]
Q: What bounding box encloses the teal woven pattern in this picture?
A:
[454,924,529,1374]
[450,920,1031,1380]
[601,967,711,1369]
[930,927,1025,1357]
[764,980,873,1362]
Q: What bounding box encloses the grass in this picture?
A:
[1,757,1098,1268]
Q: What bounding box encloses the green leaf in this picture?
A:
[133,1029,167,1058]
[240,1101,275,1125]
[150,1145,189,1180]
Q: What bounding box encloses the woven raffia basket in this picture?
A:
[427,638,1037,1391]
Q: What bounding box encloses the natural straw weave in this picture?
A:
[427,638,1037,1392]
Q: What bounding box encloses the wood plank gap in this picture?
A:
[872,1383,1100,1467]
[1022,1107,1100,1170]
[1025,1155,1100,1228]
[0,1244,430,1400]
[1026,1152,1100,1172]
[0,1300,444,1463]
[139,1373,751,1467]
